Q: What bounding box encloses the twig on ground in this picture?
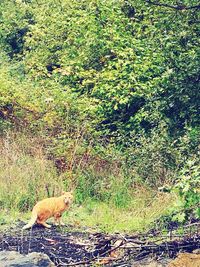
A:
[57,238,125,266]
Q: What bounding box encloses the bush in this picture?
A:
[173,157,200,222]
[125,127,179,187]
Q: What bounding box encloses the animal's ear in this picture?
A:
[62,191,66,195]
[70,190,73,194]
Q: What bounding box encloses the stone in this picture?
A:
[193,249,200,254]
[133,260,163,266]
[132,258,170,267]
[0,250,55,267]
[168,253,200,267]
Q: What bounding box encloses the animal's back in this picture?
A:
[34,196,67,217]
[34,197,57,211]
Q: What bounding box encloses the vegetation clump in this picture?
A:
[0,0,199,231]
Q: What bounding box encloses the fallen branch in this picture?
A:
[57,239,125,266]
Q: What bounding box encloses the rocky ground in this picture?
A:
[0,221,199,266]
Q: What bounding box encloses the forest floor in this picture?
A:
[0,221,199,266]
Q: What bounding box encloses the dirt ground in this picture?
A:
[0,221,199,266]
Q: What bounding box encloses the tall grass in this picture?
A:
[66,188,175,232]
[0,132,176,232]
[0,132,65,211]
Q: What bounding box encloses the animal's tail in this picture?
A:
[22,210,37,230]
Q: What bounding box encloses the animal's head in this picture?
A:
[62,191,73,205]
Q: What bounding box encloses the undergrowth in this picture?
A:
[0,132,176,233]
[0,133,65,211]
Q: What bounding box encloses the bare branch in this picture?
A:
[146,0,200,10]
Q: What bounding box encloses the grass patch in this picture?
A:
[0,133,177,233]
[0,209,23,230]
[0,191,175,233]
[63,190,176,233]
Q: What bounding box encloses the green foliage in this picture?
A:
[0,0,31,57]
[75,171,132,208]
[174,157,200,221]
[125,126,178,186]
[17,194,35,212]
[0,0,199,138]
[0,0,200,226]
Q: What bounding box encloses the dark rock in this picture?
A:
[0,251,55,267]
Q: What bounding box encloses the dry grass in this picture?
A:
[0,132,65,211]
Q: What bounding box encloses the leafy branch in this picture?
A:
[146,0,200,10]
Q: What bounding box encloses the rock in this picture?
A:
[193,249,200,254]
[133,258,170,267]
[133,260,162,266]
[168,253,200,267]
[0,250,55,267]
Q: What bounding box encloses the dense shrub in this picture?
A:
[0,0,199,219]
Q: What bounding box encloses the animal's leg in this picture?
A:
[59,217,65,226]
[54,213,65,226]
[38,220,51,228]
[41,222,51,228]
[53,216,59,226]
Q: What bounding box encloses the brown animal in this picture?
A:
[22,191,73,230]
